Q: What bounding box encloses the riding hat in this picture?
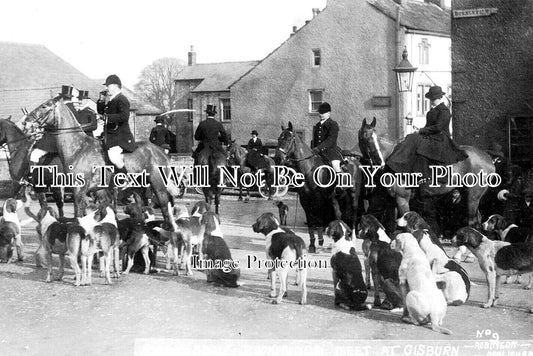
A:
[318,102,331,114]
[205,104,217,116]
[486,142,504,157]
[154,116,164,124]
[78,90,90,100]
[59,85,74,99]
[251,130,258,136]
[103,74,122,87]
[425,86,445,100]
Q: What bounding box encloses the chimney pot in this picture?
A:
[188,45,196,66]
[293,25,297,32]
[305,20,310,24]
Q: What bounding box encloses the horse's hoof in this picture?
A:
[272,300,280,305]
[238,197,243,201]
[482,302,492,308]
[524,285,531,290]
[308,246,316,254]
[269,291,277,298]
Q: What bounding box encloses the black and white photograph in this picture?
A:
[0,0,532,355]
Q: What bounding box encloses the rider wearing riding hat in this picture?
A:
[149,115,171,147]
[311,102,343,174]
[192,105,229,164]
[386,85,467,183]
[97,74,135,175]
[246,130,268,170]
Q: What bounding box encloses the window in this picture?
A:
[416,84,432,116]
[187,98,193,122]
[418,38,430,65]
[220,98,231,121]
[309,90,323,113]
[312,49,321,66]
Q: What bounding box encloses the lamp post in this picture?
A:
[393,48,417,137]
[393,48,417,92]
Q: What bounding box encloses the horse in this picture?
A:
[226,140,275,201]
[23,98,181,221]
[195,146,226,214]
[358,117,495,226]
[0,118,66,217]
[275,122,362,252]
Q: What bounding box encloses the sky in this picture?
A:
[1,0,327,89]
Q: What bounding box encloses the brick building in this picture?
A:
[451,0,533,166]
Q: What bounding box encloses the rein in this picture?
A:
[278,134,315,164]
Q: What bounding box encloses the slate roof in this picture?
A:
[176,61,260,92]
[0,41,160,118]
[367,0,451,35]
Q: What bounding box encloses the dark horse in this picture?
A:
[226,140,276,201]
[24,99,181,221]
[275,122,362,252]
[358,117,495,226]
[0,118,66,217]
[196,147,226,214]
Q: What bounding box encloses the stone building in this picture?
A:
[451,0,533,166]
[230,0,451,148]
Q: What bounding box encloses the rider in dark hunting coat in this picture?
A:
[97,74,135,174]
[246,130,268,170]
[192,105,229,164]
[149,116,171,147]
[386,86,467,180]
[311,102,343,170]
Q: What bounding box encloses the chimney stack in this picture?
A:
[312,8,319,18]
[291,26,297,36]
[188,45,196,66]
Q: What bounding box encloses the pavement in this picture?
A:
[0,194,531,356]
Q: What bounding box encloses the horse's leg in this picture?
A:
[153,189,171,222]
[307,227,316,253]
[215,189,221,215]
[467,187,486,227]
[52,187,64,218]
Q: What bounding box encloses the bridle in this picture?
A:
[277,131,316,165]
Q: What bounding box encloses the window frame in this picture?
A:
[220,98,231,122]
[311,48,322,67]
[308,89,324,113]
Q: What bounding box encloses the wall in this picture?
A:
[231,0,399,149]
[452,0,533,150]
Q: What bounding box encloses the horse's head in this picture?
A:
[23,96,62,134]
[358,117,383,166]
[275,122,296,165]
[0,118,11,145]
[226,139,240,165]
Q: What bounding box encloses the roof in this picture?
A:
[367,0,451,35]
[0,41,160,116]
[176,61,259,92]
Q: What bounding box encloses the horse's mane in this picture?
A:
[0,118,27,139]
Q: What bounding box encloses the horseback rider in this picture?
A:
[246,130,269,171]
[192,105,229,164]
[96,74,135,176]
[386,86,468,184]
[311,102,344,173]
[28,85,97,180]
[149,115,171,147]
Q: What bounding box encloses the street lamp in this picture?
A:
[405,113,413,126]
[393,47,417,92]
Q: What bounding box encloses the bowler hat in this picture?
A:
[425,86,445,100]
[78,90,89,100]
[154,116,164,123]
[318,102,331,114]
[59,85,74,99]
[486,142,504,157]
[251,130,258,136]
[103,74,122,87]
[205,104,217,116]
